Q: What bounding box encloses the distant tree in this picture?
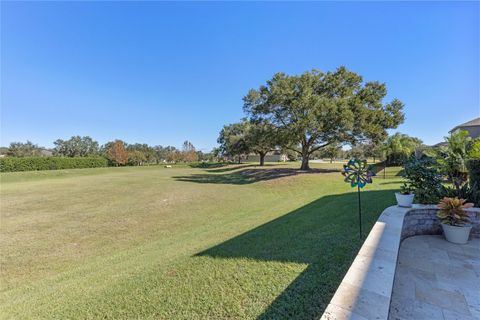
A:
[347,145,365,159]
[182,141,198,162]
[362,142,383,163]
[195,150,211,162]
[166,147,182,163]
[152,146,178,163]
[127,143,155,163]
[345,142,382,162]
[243,67,405,170]
[53,136,99,157]
[127,150,147,166]
[318,144,342,163]
[211,147,223,161]
[7,141,43,157]
[153,145,165,163]
[106,140,128,166]
[382,133,422,165]
[244,120,279,166]
[281,147,298,161]
[217,122,250,163]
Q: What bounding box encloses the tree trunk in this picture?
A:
[300,147,310,171]
[237,155,241,164]
[330,158,333,163]
[259,152,266,166]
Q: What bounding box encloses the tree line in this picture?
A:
[6,67,427,169]
[217,66,406,170]
[3,137,217,166]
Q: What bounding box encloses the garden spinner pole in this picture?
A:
[357,177,362,240]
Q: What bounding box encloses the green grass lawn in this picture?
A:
[0,162,402,319]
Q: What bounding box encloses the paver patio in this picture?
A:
[389,235,480,320]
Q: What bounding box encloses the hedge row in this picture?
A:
[0,156,109,172]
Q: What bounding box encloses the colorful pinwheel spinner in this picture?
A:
[342,159,375,188]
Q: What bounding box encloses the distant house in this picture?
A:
[449,117,480,139]
[39,149,53,157]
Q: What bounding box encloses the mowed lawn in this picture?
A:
[0,163,402,319]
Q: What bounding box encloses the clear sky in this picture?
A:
[1,1,479,151]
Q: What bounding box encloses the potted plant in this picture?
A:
[436,197,474,244]
[395,183,415,207]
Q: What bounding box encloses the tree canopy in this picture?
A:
[7,141,43,157]
[53,136,99,157]
[217,120,279,166]
[182,141,198,162]
[217,122,250,163]
[105,140,128,166]
[243,67,405,169]
[381,133,423,165]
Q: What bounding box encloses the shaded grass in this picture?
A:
[0,164,402,319]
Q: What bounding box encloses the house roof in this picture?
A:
[450,117,480,132]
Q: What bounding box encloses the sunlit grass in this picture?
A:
[0,163,402,319]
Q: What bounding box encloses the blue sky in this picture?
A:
[1,1,478,151]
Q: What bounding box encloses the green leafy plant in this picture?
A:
[467,139,480,159]
[437,130,472,193]
[400,182,414,195]
[466,159,480,206]
[436,197,473,226]
[402,155,443,203]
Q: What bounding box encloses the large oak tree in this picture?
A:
[243,67,405,170]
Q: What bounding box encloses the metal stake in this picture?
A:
[357,178,362,240]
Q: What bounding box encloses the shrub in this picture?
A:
[0,156,108,172]
[467,159,480,187]
[466,159,480,206]
[403,155,443,204]
[468,139,480,159]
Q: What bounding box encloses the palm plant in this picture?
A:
[381,133,422,165]
[438,130,472,193]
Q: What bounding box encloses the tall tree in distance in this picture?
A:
[182,141,198,162]
[106,140,128,166]
[53,136,99,157]
[243,67,405,170]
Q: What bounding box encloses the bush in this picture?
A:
[466,159,480,206]
[0,156,109,172]
[467,159,480,187]
[403,155,443,204]
[468,139,480,159]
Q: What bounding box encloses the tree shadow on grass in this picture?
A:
[196,189,396,319]
[205,164,258,173]
[174,168,340,185]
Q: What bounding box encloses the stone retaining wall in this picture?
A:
[321,205,480,320]
[401,206,480,240]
